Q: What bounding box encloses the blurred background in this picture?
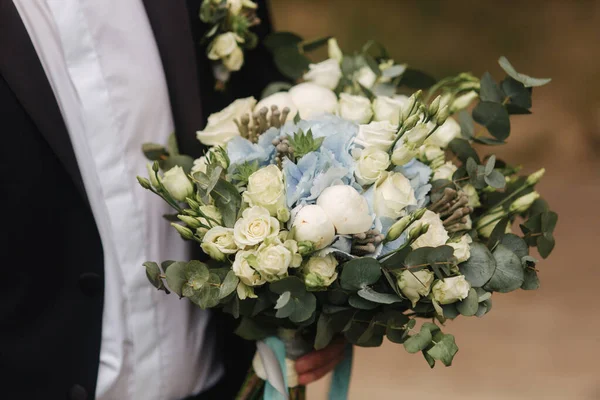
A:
[269,1,600,399]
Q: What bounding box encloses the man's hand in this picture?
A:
[294,337,347,385]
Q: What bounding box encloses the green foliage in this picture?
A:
[498,56,552,88]
[211,179,242,228]
[520,211,558,258]
[231,161,260,187]
[142,143,168,161]
[264,32,303,52]
[348,294,379,310]
[484,244,525,293]
[501,77,532,109]
[449,138,480,164]
[273,46,311,80]
[479,72,504,103]
[287,129,325,161]
[234,317,275,341]
[143,261,169,293]
[315,310,354,350]
[357,287,403,305]
[219,271,239,300]
[269,277,317,323]
[164,261,187,297]
[404,246,455,279]
[160,155,195,175]
[426,333,459,367]
[398,68,437,89]
[340,257,382,291]
[466,156,505,189]
[458,242,497,287]
[456,288,479,317]
[472,101,511,141]
[403,323,439,353]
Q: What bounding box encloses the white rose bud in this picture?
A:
[461,184,481,208]
[197,97,257,146]
[397,269,435,307]
[354,147,390,186]
[327,38,343,63]
[432,161,458,181]
[338,93,373,124]
[289,82,338,119]
[232,250,265,287]
[317,185,373,234]
[404,123,430,147]
[355,66,377,89]
[372,95,407,125]
[207,32,239,60]
[509,192,540,213]
[201,226,238,261]
[425,117,461,148]
[526,168,545,186]
[146,162,160,187]
[303,254,339,288]
[373,171,417,219]
[161,166,194,202]
[409,210,449,249]
[233,206,280,247]
[432,276,471,305]
[291,205,335,250]
[237,282,257,300]
[450,91,478,113]
[255,241,293,281]
[447,234,472,263]
[418,145,445,164]
[191,156,208,175]
[255,92,298,122]
[391,144,417,166]
[223,45,244,71]
[354,120,398,151]
[303,58,342,90]
[243,165,286,216]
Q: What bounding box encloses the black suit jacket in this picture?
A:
[0,1,283,399]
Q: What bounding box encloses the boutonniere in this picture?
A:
[200,0,261,89]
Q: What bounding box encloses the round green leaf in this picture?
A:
[289,292,317,323]
[498,56,552,88]
[472,101,511,140]
[458,243,497,287]
[456,288,479,317]
[441,303,460,319]
[357,287,403,304]
[521,268,540,291]
[500,234,529,259]
[349,294,379,310]
[484,244,524,293]
[264,32,303,52]
[269,276,306,297]
[274,291,291,310]
[165,261,187,296]
[273,46,311,80]
[403,325,433,354]
[340,258,382,291]
[426,333,459,367]
[185,260,209,290]
[218,270,239,300]
[195,273,221,309]
[480,72,504,103]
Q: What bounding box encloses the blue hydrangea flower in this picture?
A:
[394,158,432,209]
[225,128,279,171]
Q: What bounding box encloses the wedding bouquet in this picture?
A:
[137,33,557,399]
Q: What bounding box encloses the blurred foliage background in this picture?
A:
[268,1,600,399]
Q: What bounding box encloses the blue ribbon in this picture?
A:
[261,337,353,400]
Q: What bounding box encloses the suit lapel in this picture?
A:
[0,0,88,204]
[142,0,206,158]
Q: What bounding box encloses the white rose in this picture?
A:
[338,93,373,124]
[509,192,540,213]
[432,276,471,305]
[289,82,338,119]
[354,147,390,186]
[461,184,481,208]
[291,205,335,250]
[196,205,223,238]
[354,120,398,151]
[223,45,244,71]
[208,32,239,60]
[426,118,461,148]
[191,156,208,175]
[390,144,417,166]
[201,226,238,261]
[161,166,193,202]
[232,250,265,287]
[255,241,292,281]
[397,269,435,307]
[303,254,339,288]
[303,58,342,90]
[328,38,343,63]
[233,206,280,247]
[372,95,407,125]
[196,97,257,146]
[409,210,449,249]
[355,66,377,89]
[317,185,373,234]
[433,161,458,181]
[243,165,286,216]
[447,234,472,263]
[255,92,298,122]
[373,171,417,219]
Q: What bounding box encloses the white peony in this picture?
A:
[254,92,298,122]
[372,95,407,125]
[354,66,377,89]
[255,241,293,281]
[327,38,343,63]
[201,226,238,261]
[232,250,265,287]
[425,118,461,148]
[397,269,435,307]
[432,276,471,305]
[433,161,458,181]
[303,58,342,90]
[288,83,338,119]
[233,206,280,247]
[373,171,417,219]
[243,165,286,216]
[354,120,398,151]
[409,210,449,249]
[338,93,373,124]
[447,234,472,263]
[303,254,339,288]
[354,147,390,186]
[196,97,256,146]
[291,205,335,250]
[317,185,373,234]
[161,166,193,202]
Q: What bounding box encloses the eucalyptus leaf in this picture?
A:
[274,291,292,310]
[485,155,497,175]
[144,261,168,292]
[485,170,506,189]
[357,287,403,304]
[349,294,379,310]
[458,242,497,287]
[521,267,540,290]
[501,77,532,109]
[498,56,551,87]
[457,111,475,140]
[142,143,168,161]
[185,260,209,289]
[264,32,303,52]
[275,298,295,319]
[289,292,317,323]
[234,317,273,341]
[537,235,555,259]
[456,288,479,317]
[300,36,331,52]
[484,244,524,293]
[426,334,459,366]
[472,101,511,140]
[194,273,220,309]
[273,46,311,80]
[423,351,436,368]
[403,324,433,353]
[480,72,504,103]
[270,276,306,297]
[160,154,194,175]
[212,179,242,228]
[340,257,382,291]
[399,68,437,89]
[500,234,529,259]
[167,133,179,156]
[441,303,460,319]
[164,261,187,296]
[488,216,510,251]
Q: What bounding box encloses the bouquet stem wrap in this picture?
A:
[255,329,353,400]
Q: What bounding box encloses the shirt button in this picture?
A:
[69,384,88,400]
[78,272,103,297]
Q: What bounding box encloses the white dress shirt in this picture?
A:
[13,1,223,399]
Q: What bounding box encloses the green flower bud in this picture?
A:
[277,207,291,223]
[526,168,545,186]
[428,95,441,118]
[177,215,202,229]
[298,241,315,256]
[136,176,152,190]
[146,163,160,187]
[186,197,200,210]
[402,114,420,131]
[171,223,194,240]
[413,207,427,220]
[436,105,450,126]
[386,215,412,242]
[509,192,540,214]
[152,161,160,172]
